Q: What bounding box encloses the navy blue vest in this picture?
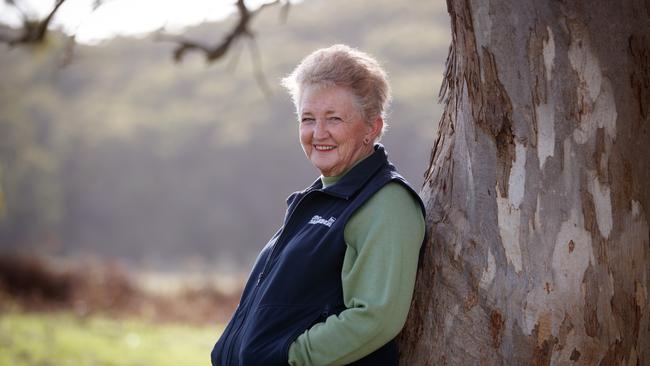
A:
[211,145,425,366]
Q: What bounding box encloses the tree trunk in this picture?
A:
[398,0,650,364]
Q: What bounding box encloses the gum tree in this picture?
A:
[399,0,650,364]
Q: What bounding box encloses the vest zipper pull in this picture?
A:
[257,272,264,285]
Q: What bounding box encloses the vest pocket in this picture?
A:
[237,304,328,366]
[281,304,333,361]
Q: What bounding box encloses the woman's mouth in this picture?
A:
[314,145,336,151]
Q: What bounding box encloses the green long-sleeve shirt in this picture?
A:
[287,166,425,366]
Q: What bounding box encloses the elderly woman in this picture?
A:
[211,44,425,366]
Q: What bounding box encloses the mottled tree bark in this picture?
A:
[398,0,650,364]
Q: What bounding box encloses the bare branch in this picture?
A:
[2,0,68,46]
[161,0,289,64]
[1,0,292,91]
[252,0,282,17]
[155,0,290,95]
[226,38,245,73]
[246,35,273,98]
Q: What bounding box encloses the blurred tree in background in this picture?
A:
[0,0,449,272]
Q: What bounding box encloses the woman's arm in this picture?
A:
[288,182,425,366]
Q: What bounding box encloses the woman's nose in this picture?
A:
[313,119,329,139]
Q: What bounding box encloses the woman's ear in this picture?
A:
[367,116,383,141]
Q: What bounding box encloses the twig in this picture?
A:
[226,38,245,73]
[162,0,285,63]
[157,0,290,96]
[246,35,273,98]
[1,0,68,46]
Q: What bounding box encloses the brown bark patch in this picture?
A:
[581,188,606,263]
[530,310,560,365]
[557,313,574,351]
[490,309,505,349]
[628,35,650,121]
[570,348,581,361]
[582,263,600,337]
[581,184,598,234]
[463,291,478,312]
[544,282,552,294]
[568,240,575,253]
[495,120,516,199]
[536,312,553,347]
[528,21,549,106]
[533,342,557,366]
[635,281,646,325]
[593,128,609,184]
[477,48,516,199]
[633,292,642,340]
[599,339,624,365]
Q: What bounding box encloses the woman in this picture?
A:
[211,44,425,366]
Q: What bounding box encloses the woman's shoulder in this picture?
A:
[344,182,425,247]
[365,181,422,213]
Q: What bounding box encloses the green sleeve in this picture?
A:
[288,182,425,366]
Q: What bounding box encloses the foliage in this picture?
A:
[0,254,239,325]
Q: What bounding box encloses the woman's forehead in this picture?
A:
[299,85,358,114]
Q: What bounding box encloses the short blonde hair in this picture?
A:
[281,44,391,139]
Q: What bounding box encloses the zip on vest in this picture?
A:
[224,189,316,365]
[223,272,264,364]
[257,189,318,285]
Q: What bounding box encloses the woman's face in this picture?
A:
[298,85,380,177]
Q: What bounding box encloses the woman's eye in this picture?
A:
[328,116,342,122]
[301,117,315,123]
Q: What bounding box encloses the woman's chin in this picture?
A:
[314,163,338,176]
[310,157,335,174]
[316,167,335,176]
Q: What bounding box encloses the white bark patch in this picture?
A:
[521,207,595,340]
[543,26,555,82]
[522,282,557,336]
[569,32,618,148]
[572,70,618,145]
[587,170,613,239]
[509,142,527,207]
[479,248,496,289]
[536,101,555,169]
[551,207,594,295]
[473,4,492,48]
[568,36,602,102]
[465,138,475,208]
[496,142,526,273]
[497,196,523,273]
[632,200,641,218]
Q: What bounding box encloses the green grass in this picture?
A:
[0,311,223,366]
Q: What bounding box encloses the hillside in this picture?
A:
[0,0,450,270]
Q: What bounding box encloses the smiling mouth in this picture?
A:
[314,145,336,151]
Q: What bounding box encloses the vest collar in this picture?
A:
[305,144,389,200]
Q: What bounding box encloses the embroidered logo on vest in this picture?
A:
[308,215,336,227]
